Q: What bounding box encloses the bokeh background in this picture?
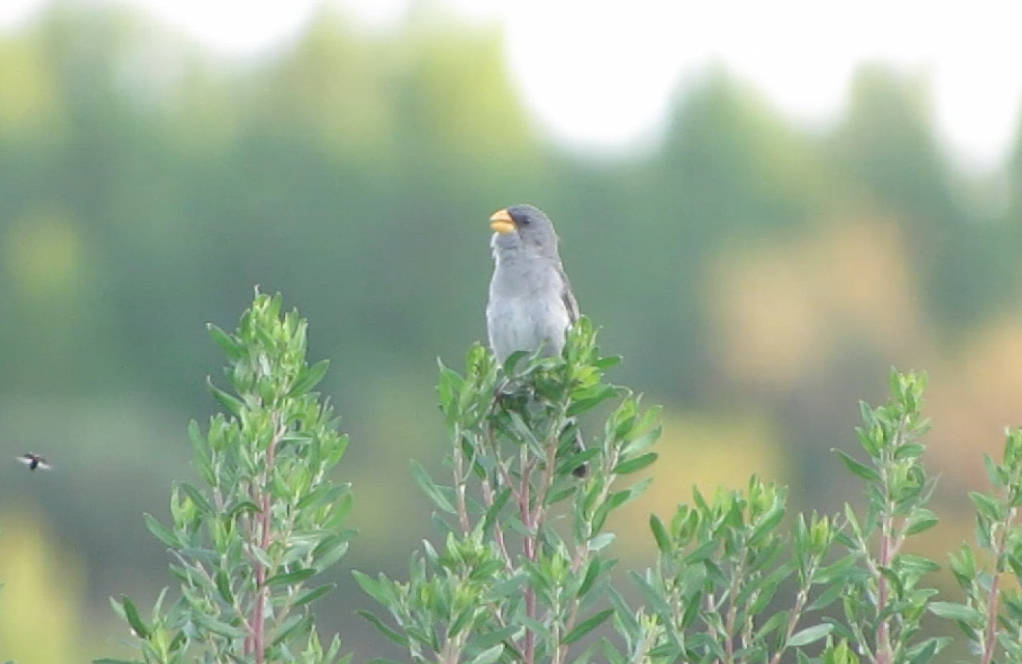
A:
[1,0,1022,661]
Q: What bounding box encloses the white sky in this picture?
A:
[2,0,1021,169]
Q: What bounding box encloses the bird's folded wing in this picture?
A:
[557,263,580,324]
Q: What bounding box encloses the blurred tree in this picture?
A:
[0,4,1021,661]
[831,65,955,227]
[553,69,824,403]
[0,510,85,663]
[830,64,1019,330]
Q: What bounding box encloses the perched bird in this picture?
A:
[17,453,51,471]
[486,204,587,476]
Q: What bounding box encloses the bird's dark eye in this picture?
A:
[519,216,531,226]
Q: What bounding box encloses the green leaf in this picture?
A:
[207,323,243,361]
[563,608,614,644]
[904,637,945,664]
[180,547,219,566]
[904,509,939,536]
[603,639,630,664]
[629,572,673,619]
[293,583,335,607]
[593,355,622,370]
[749,501,786,546]
[359,612,409,648]
[894,443,925,460]
[436,364,464,413]
[288,359,330,397]
[567,388,618,416]
[649,514,671,554]
[607,586,639,635]
[312,534,350,570]
[815,553,859,585]
[519,615,553,641]
[592,482,649,532]
[481,488,511,534]
[143,514,179,548]
[333,491,354,523]
[410,461,457,514]
[621,426,662,457]
[297,483,350,512]
[467,645,504,664]
[227,500,261,520]
[834,449,880,483]
[683,539,719,566]
[969,491,1003,521]
[928,601,985,625]
[471,626,520,651]
[468,559,506,585]
[787,623,833,647]
[215,569,233,604]
[192,610,247,639]
[570,383,618,402]
[629,403,662,436]
[578,559,602,598]
[612,453,658,475]
[484,574,527,601]
[120,596,150,639]
[506,411,540,446]
[589,532,615,552]
[982,454,1001,488]
[207,379,244,417]
[187,419,207,453]
[179,483,213,515]
[352,571,392,607]
[807,583,846,612]
[546,486,577,506]
[502,350,530,374]
[271,613,313,647]
[267,567,316,587]
[755,611,789,641]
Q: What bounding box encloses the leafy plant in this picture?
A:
[830,371,946,664]
[98,291,351,664]
[932,427,1022,664]
[93,290,1022,664]
[616,476,836,664]
[355,318,661,664]
[611,370,946,664]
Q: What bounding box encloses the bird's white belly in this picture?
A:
[487,295,569,363]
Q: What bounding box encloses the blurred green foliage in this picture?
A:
[0,3,1021,662]
[0,510,84,663]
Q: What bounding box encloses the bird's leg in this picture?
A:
[563,423,588,478]
[491,372,536,425]
[494,372,513,397]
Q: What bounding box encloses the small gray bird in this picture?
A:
[486,204,587,476]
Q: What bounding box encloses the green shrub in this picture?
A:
[100,292,1022,664]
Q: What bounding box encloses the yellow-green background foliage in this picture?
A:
[1,3,1020,661]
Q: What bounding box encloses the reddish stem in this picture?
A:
[248,420,282,664]
[519,457,536,664]
[873,504,895,664]
[981,573,1000,664]
[983,507,1016,664]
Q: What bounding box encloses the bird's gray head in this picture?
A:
[489,204,560,260]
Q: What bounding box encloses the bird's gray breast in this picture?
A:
[486,259,571,363]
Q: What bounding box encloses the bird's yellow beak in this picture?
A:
[489,208,515,234]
